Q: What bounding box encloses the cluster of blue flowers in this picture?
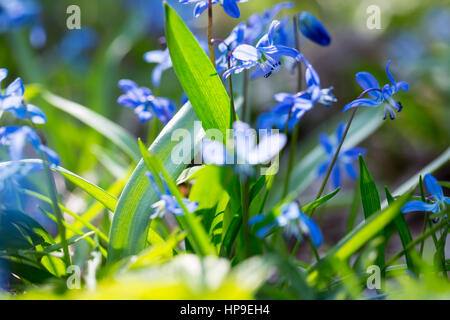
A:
[0,68,59,194]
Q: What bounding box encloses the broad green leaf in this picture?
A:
[107,101,206,263]
[36,88,140,161]
[137,139,215,256]
[308,192,411,285]
[385,187,416,274]
[164,3,232,136]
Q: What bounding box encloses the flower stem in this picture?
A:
[281,15,303,198]
[309,88,382,218]
[208,0,216,67]
[241,179,250,257]
[227,51,237,122]
[242,70,249,122]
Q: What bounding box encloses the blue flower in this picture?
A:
[146,171,198,219]
[215,22,246,75]
[179,0,248,19]
[317,123,365,189]
[143,48,173,87]
[0,126,60,166]
[298,11,331,46]
[402,174,450,215]
[343,60,409,120]
[0,69,46,124]
[58,28,98,67]
[0,0,45,48]
[249,202,323,247]
[117,79,176,124]
[202,121,287,179]
[245,2,294,44]
[224,20,301,80]
[257,60,336,131]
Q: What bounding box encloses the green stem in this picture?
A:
[26,110,70,266]
[208,0,216,67]
[241,180,250,257]
[384,218,449,269]
[227,54,237,122]
[242,70,249,122]
[309,88,381,218]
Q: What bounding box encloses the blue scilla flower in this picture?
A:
[298,11,331,46]
[117,79,176,124]
[58,28,98,67]
[0,126,60,166]
[245,2,294,44]
[202,121,287,179]
[143,48,173,87]
[257,60,336,131]
[402,174,449,215]
[343,60,409,120]
[317,123,365,189]
[0,69,46,124]
[223,20,301,80]
[146,171,198,219]
[215,22,246,76]
[0,0,40,32]
[249,202,323,247]
[179,0,248,19]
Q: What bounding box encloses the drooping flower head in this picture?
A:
[317,123,365,189]
[257,60,336,131]
[202,121,287,179]
[224,20,301,80]
[179,0,249,19]
[402,174,449,215]
[298,11,331,46]
[146,172,199,219]
[249,201,323,247]
[143,48,173,87]
[343,60,409,120]
[117,79,176,124]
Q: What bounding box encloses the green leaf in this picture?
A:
[137,139,215,256]
[107,101,206,263]
[358,155,384,272]
[164,3,232,137]
[37,88,140,161]
[55,166,118,213]
[303,187,340,214]
[359,155,381,217]
[385,187,416,274]
[308,192,411,284]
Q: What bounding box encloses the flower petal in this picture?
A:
[401,200,437,213]
[319,133,333,154]
[342,98,381,112]
[233,44,259,62]
[298,11,331,46]
[424,174,444,202]
[249,132,287,164]
[355,72,382,99]
[222,0,240,18]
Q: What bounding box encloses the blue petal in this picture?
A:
[151,97,176,125]
[39,145,60,166]
[342,147,366,159]
[317,160,329,177]
[268,2,294,20]
[222,0,240,18]
[319,133,333,154]
[298,11,331,46]
[256,223,277,238]
[335,122,346,143]
[342,98,382,112]
[300,213,323,247]
[193,1,209,18]
[305,64,320,88]
[118,79,138,92]
[24,104,47,124]
[5,78,24,96]
[146,171,163,199]
[385,60,396,87]
[143,50,167,63]
[424,174,444,202]
[0,68,7,83]
[355,72,382,99]
[332,165,341,189]
[395,81,409,92]
[233,44,259,62]
[401,200,437,213]
[248,214,266,226]
[344,162,358,180]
